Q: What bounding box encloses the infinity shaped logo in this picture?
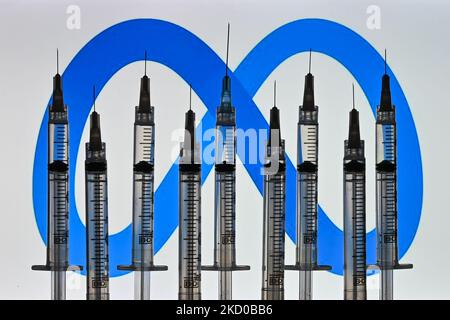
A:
[32,18,423,276]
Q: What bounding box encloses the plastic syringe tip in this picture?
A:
[138,75,151,111]
[89,111,103,151]
[50,73,65,112]
[302,73,315,111]
[270,106,280,130]
[185,108,195,140]
[184,107,196,163]
[348,107,361,149]
[220,75,232,106]
[268,106,281,146]
[379,73,392,111]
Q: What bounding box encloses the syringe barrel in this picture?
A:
[296,108,319,268]
[215,124,235,165]
[213,122,237,267]
[343,141,366,300]
[132,172,154,267]
[85,143,109,300]
[213,169,236,267]
[296,171,318,267]
[134,108,155,164]
[46,111,70,269]
[297,109,318,165]
[376,171,398,268]
[375,109,399,268]
[261,166,286,300]
[178,167,202,300]
[47,171,69,268]
[376,109,395,163]
[131,114,155,268]
[49,111,68,163]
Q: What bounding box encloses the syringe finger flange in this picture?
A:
[117,264,168,271]
[32,265,83,271]
[202,265,250,271]
[285,264,331,271]
[367,263,413,271]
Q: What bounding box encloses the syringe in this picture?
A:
[343,85,367,300]
[118,53,168,300]
[32,50,82,300]
[261,83,286,301]
[202,24,250,300]
[178,87,202,300]
[285,51,331,300]
[85,88,109,300]
[368,51,412,300]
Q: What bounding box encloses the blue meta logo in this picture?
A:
[32,19,423,277]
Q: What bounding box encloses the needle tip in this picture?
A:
[189,84,192,110]
[309,48,312,74]
[93,85,96,112]
[225,23,230,76]
[274,80,277,106]
[352,83,355,110]
[144,50,147,76]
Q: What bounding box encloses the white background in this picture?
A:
[0,0,449,299]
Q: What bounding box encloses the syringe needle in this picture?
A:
[285,53,330,300]
[117,57,167,300]
[370,51,413,300]
[189,84,192,110]
[93,85,96,112]
[309,48,312,74]
[225,23,230,76]
[32,51,82,300]
[274,80,277,106]
[202,24,249,300]
[352,83,355,110]
[144,50,147,76]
